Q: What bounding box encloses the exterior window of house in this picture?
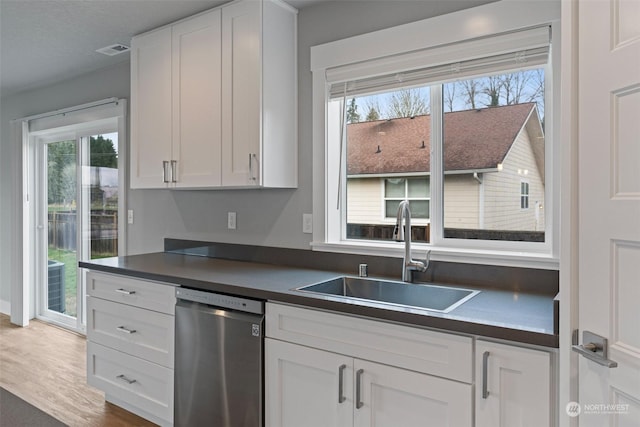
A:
[312,6,558,264]
[521,181,530,209]
[384,178,430,219]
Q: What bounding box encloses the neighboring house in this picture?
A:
[346,103,545,237]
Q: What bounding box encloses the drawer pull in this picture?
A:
[338,364,347,403]
[116,374,137,385]
[116,326,137,334]
[115,288,136,295]
[355,369,364,409]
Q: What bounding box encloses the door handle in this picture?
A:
[572,330,618,368]
[355,368,364,409]
[338,364,346,403]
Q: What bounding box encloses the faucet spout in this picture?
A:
[394,200,430,282]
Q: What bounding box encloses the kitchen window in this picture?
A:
[311,1,560,267]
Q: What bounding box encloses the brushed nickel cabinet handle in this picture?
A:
[116,374,136,385]
[338,364,347,403]
[116,326,136,334]
[162,161,169,183]
[171,160,177,183]
[115,288,135,295]
[482,351,490,399]
[355,368,364,409]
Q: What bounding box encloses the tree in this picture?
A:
[346,98,360,123]
[444,82,458,112]
[482,75,503,107]
[460,79,480,109]
[387,88,429,118]
[90,135,117,168]
[365,107,380,121]
[47,141,76,204]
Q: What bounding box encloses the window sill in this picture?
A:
[310,240,559,270]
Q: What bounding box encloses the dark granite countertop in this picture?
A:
[80,251,558,348]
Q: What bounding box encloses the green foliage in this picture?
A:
[47,136,117,205]
[90,135,117,168]
[347,98,360,123]
[365,106,380,121]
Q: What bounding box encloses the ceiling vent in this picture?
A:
[96,44,130,56]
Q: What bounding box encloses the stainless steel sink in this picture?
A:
[295,277,479,313]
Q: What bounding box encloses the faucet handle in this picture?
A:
[420,250,431,272]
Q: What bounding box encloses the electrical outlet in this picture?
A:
[127,209,134,224]
[228,212,237,230]
[303,214,313,234]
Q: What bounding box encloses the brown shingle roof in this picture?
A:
[347,103,537,175]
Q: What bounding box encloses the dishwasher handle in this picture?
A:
[176,288,264,315]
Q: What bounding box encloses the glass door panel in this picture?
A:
[46,140,78,318]
[40,131,119,331]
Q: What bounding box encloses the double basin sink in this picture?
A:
[295,276,479,313]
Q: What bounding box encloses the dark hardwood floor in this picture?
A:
[0,314,156,426]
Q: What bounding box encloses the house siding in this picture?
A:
[483,129,545,231]
[347,178,386,224]
[443,174,480,229]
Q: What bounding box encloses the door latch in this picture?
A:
[572,330,618,368]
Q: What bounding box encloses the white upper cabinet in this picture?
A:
[130,0,297,189]
[130,26,172,189]
[221,0,297,188]
[171,10,223,188]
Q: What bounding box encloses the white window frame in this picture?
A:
[382,177,430,221]
[310,0,561,269]
[521,180,530,210]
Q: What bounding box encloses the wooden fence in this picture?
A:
[48,210,118,256]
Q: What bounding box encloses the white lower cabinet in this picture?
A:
[266,339,472,427]
[475,340,552,427]
[86,271,176,427]
[265,303,473,427]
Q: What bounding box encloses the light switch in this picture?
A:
[303,214,313,234]
[127,209,134,224]
[228,212,237,230]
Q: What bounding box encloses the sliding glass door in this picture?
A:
[37,129,120,331]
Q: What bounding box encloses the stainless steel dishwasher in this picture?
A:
[174,287,264,427]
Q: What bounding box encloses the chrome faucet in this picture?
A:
[393,200,430,282]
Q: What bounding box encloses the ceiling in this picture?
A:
[0,0,317,97]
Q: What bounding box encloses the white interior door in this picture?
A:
[577,0,640,425]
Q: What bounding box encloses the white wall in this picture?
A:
[0,0,494,314]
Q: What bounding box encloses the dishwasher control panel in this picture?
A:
[176,288,264,315]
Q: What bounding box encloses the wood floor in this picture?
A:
[0,314,156,426]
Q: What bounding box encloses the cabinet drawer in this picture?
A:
[87,342,173,423]
[87,271,176,314]
[87,296,174,368]
[266,303,473,383]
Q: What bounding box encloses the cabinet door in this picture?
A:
[354,359,472,427]
[221,0,261,187]
[130,27,172,189]
[266,339,353,427]
[475,341,551,427]
[172,10,223,188]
